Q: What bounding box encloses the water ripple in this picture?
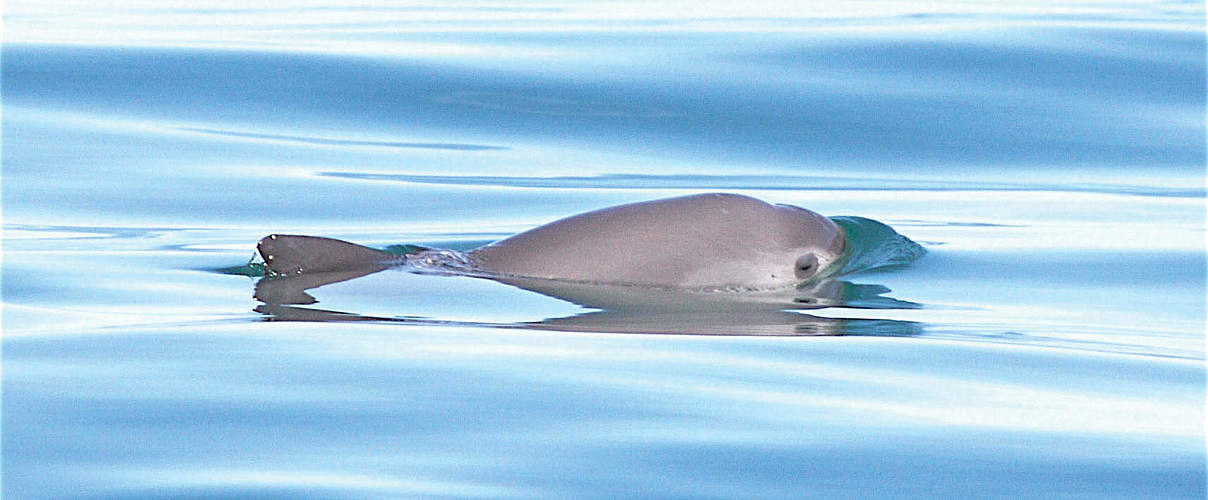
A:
[177,127,508,151]
[318,172,1206,198]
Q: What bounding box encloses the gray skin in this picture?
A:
[257,233,396,276]
[258,193,847,289]
[468,193,845,288]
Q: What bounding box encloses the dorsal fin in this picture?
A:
[257,234,395,275]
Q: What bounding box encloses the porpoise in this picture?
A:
[257,193,847,289]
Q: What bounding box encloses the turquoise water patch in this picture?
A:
[830,216,929,276]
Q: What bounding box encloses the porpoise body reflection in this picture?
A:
[259,193,847,289]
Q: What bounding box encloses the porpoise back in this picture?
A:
[467,193,845,288]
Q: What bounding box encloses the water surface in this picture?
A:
[3,1,1205,498]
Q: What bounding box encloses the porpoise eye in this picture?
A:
[795,253,819,279]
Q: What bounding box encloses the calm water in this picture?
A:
[4,1,1206,498]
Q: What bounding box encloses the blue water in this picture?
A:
[3,2,1205,498]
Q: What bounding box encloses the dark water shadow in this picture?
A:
[249,265,923,337]
[432,91,679,118]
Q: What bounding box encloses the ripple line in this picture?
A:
[176,127,508,151]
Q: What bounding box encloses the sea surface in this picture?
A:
[3,1,1206,498]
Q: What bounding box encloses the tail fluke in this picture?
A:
[257,234,397,276]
